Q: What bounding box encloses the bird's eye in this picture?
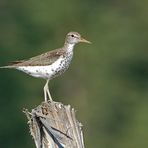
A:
[71,34,74,37]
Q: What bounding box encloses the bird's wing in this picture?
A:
[10,48,65,67]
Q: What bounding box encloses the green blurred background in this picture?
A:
[1,0,148,147]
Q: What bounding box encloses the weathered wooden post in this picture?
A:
[23,101,85,148]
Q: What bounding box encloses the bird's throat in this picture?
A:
[64,43,75,53]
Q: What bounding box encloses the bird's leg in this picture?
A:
[46,81,53,101]
[44,79,52,102]
[44,81,48,102]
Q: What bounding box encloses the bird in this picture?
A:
[0,31,91,102]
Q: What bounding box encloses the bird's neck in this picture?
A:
[64,43,75,53]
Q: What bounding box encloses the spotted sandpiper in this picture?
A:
[0,32,91,102]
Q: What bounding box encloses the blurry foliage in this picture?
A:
[0,0,148,148]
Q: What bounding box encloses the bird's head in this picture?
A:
[65,32,91,45]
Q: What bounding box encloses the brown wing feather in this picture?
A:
[11,48,65,67]
[11,60,25,64]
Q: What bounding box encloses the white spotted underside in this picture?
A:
[16,48,74,80]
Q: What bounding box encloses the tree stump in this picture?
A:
[23,101,85,148]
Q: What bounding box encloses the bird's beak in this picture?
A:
[80,37,91,44]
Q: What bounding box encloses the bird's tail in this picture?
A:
[0,65,16,69]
